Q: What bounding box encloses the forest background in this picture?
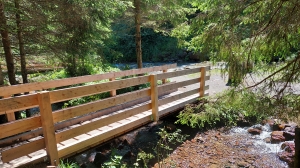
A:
[1,0,300,121]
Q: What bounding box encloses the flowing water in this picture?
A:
[226,124,289,167]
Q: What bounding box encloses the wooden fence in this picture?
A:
[0,64,210,167]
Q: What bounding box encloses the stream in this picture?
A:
[69,114,290,168]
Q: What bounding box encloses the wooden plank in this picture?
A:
[1,139,45,163]
[109,78,117,97]
[157,68,201,80]
[38,91,59,166]
[150,75,159,121]
[0,64,176,97]
[55,103,151,142]
[1,150,47,168]
[158,77,199,94]
[159,88,199,106]
[157,76,210,95]
[159,93,209,117]
[49,76,149,103]
[0,116,41,139]
[3,95,16,122]
[159,86,209,106]
[0,94,39,114]
[57,112,152,158]
[162,69,167,84]
[6,112,15,122]
[200,67,206,97]
[52,88,151,123]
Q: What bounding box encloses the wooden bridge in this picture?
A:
[0,64,210,167]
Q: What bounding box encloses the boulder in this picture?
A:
[263,137,271,143]
[271,131,285,143]
[278,152,294,166]
[281,142,295,153]
[248,128,262,135]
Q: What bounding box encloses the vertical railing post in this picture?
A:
[150,75,159,121]
[4,95,16,122]
[200,67,206,97]
[162,69,167,84]
[37,91,59,166]
[109,77,117,97]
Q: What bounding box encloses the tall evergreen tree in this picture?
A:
[0,0,16,85]
[175,0,300,86]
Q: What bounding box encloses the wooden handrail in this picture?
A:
[0,64,176,97]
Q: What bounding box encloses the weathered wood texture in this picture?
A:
[0,66,210,167]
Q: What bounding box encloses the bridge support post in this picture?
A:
[162,69,167,84]
[150,74,159,121]
[3,95,16,122]
[200,67,206,97]
[109,77,117,97]
[38,91,59,166]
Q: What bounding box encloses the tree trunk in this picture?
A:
[15,0,28,84]
[134,0,142,69]
[0,1,17,85]
[15,0,31,117]
[0,64,4,86]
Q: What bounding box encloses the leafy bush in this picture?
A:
[59,160,80,168]
[176,89,274,128]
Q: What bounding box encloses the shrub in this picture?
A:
[176,89,273,129]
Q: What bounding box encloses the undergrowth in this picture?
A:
[176,89,278,128]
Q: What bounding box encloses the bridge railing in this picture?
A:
[0,65,210,167]
[0,64,176,121]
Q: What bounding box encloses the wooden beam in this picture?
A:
[162,69,167,84]
[52,88,151,123]
[0,94,38,114]
[109,77,116,97]
[3,95,15,122]
[200,67,206,97]
[0,116,41,139]
[159,88,199,106]
[150,75,159,121]
[157,76,210,95]
[157,68,200,80]
[49,76,149,103]
[55,103,151,142]
[1,139,45,163]
[38,91,59,166]
[57,112,152,158]
[0,64,176,97]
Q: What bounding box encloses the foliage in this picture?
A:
[173,0,300,85]
[106,25,180,63]
[59,160,80,168]
[28,69,69,83]
[154,128,188,168]
[133,150,154,168]
[103,149,127,168]
[176,89,273,128]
